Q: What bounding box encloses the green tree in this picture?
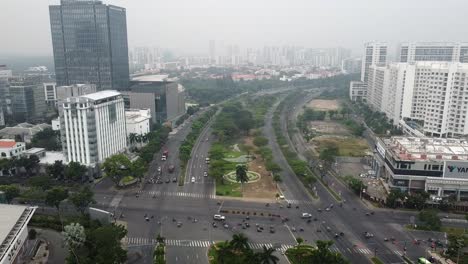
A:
[62,223,86,263]
[419,209,441,231]
[386,189,404,208]
[128,133,137,145]
[255,245,279,264]
[235,164,249,192]
[102,154,132,184]
[131,158,147,181]
[45,187,69,211]
[230,233,250,251]
[47,160,65,180]
[296,237,304,245]
[253,136,269,147]
[217,241,235,264]
[69,186,95,215]
[87,224,127,264]
[65,161,87,182]
[0,185,20,203]
[156,233,166,245]
[27,175,52,190]
[31,128,61,151]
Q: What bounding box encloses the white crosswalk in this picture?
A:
[393,250,403,256]
[353,248,372,254]
[125,237,293,252]
[285,199,314,205]
[139,191,216,199]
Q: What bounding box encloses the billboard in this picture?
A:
[443,160,468,179]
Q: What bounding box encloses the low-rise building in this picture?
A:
[0,140,26,159]
[349,81,367,102]
[125,109,151,136]
[0,204,36,264]
[380,136,468,200]
[0,123,52,143]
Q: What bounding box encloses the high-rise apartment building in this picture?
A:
[49,0,129,90]
[361,42,388,82]
[399,42,468,63]
[59,90,127,165]
[367,62,468,137]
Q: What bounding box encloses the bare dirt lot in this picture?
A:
[313,136,370,157]
[307,99,340,111]
[242,137,278,199]
[308,121,349,135]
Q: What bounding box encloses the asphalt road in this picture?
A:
[90,87,467,264]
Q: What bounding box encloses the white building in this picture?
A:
[378,136,468,200]
[43,82,57,104]
[125,109,151,136]
[59,90,127,166]
[341,58,362,74]
[361,42,387,83]
[367,61,468,137]
[0,204,36,264]
[398,42,468,63]
[349,81,367,102]
[0,140,26,159]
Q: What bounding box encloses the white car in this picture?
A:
[157,166,161,172]
[191,177,195,183]
[301,213,312,219]
[213,214,226,220]
[203,171,208,177]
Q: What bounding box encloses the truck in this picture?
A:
[161,149,169,161]
[168,165,175,173]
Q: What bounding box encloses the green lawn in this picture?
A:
[315,137,369,157]
[215,179,242,197]
[442,226,468,235]
[223,149,245,158]
[208,243,220,264]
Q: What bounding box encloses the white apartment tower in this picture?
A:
[59,90,127,165]
[361,42,388,82]
[399,42,468,63]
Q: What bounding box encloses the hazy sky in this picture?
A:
[1,0,467,56]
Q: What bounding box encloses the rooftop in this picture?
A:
[0,140,17,148]
[80,90,121,101]
[39,151,68,165]
[386,136,468,161]
[23,148,46,155]
[132,74,169,82]
[0,204,36,260]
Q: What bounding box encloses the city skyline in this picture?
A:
[2,0,468,56]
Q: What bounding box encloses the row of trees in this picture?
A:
[285,240,349,264]
[385,189,430,210]
[210,233,279,264]
[212,102,255,142]
[351,101,403,135]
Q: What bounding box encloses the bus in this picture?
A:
[418,257,431,264]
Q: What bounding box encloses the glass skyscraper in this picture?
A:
[49,0,129,91]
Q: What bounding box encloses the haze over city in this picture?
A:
[1,0,468,55]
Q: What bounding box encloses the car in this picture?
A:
[317,208,322,212]
[335,233,339,238]
[177,222,182,227]
[191,177,195,183]
[326,227,331,231]
[213,214,226,221]
[384,238,388,242]
[316,229,322,232]
[291,227,296,232]
[257,227,262,232]
[313,217,318,221]
[165,179,170,183]
[287,203,292,208]
[301,213,312,219]
[270,227,275,233]
[279,195,285,199]
[157,180,163,184]
[223,224,229,229]
[157,166,161,172]
[205,158,210,164]
[172,177,177,182]
[325,208,330,211]
[203,171,208,177]
[245,222,250,227]
[340,232,344,236]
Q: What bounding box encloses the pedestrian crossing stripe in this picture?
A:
[354,248,372,254]
[394,250,403,255]
[284,199,314,205]
[124,237,294,252]
[143,191,216,199]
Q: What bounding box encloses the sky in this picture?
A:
[1,0,468,56]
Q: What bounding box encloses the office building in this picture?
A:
[377,136,468,200]
[399,42,468,63]
[125,109,151,136]
[0,204,36,264]
[349,81,368,102]
[8,77,47,123]
[49,0,129,90]
[0,65,12,79]
[43,82,57,104]
[59,90,127,165]
[124,75,186,125]
[56,84,97,102]
[361,42,387,82]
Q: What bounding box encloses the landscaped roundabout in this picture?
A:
[223,170,261,183]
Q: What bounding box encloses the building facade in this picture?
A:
[125,109,151,136]
[341,58,362,74]
[56,84,97,102]
[0,140,26,159]
[43,82,57,104]
[361,42,387,83]
[399,42,468,63]
[49,0,130,90]
[379,136,468,201]
[8,77,47,123]
[349,81,367,102]
[59,90,127,165]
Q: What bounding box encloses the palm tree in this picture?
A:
[217,241,234,264]
[256,245,279,264]
[230,233,250,251]
[235,164,249,193]
[156,233,165,245]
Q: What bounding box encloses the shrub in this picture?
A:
[28,228,37,240]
